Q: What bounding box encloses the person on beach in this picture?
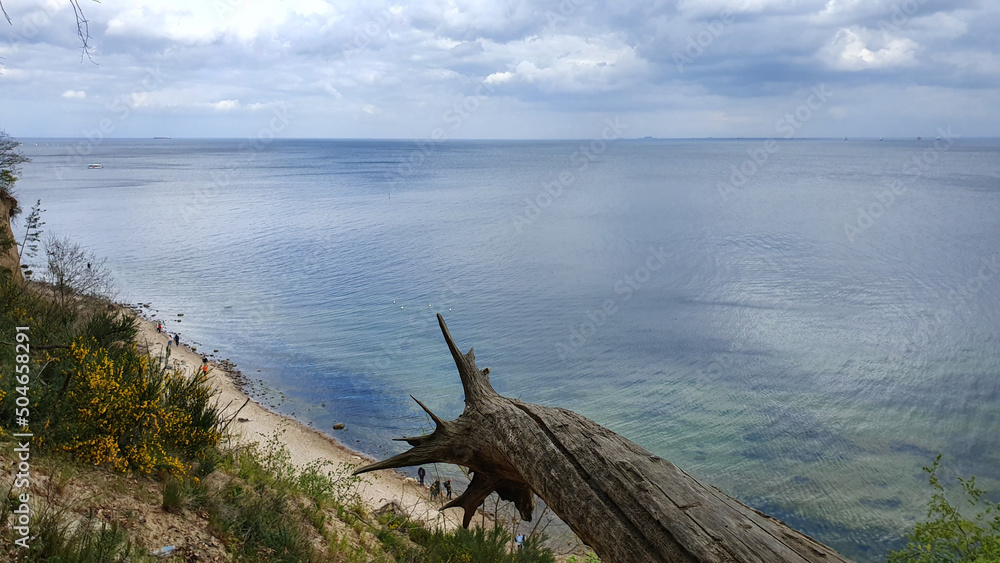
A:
[417,467,426,487]
[202,357,209,374]
[174,334,179,346]
[157,322,162,333]
[444,478,452,499]
[430,479,440,500]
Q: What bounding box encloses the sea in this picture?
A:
[14,137,1000,561]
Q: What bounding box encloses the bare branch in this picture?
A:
[44,235,116,306]
[69,0,98,64]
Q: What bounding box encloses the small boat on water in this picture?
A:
[87,163,103,169]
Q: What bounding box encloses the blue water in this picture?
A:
[15,137,1000,560]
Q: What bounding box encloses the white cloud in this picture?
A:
[824,27,918,70]
[213,99,240,112]
[103,0,337,45]
[61,90,86,99]
[480,34,647,92]
[484,71,515,84]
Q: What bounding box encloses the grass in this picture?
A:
[25,509,153,563]
[0,267,563,561]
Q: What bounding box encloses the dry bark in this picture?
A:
[356,315,851,563]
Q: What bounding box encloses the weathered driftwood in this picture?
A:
[356,315,850,563]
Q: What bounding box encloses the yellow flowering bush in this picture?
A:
[60,338,220,475]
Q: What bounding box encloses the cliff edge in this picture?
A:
[0,190,24,283]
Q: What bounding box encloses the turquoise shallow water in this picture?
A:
[15,137,1000,560]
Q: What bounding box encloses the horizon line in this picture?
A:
[17,135,1000,142]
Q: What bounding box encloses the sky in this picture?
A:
[0,0,998,139]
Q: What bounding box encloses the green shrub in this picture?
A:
[888,454,1000,563]
[81,310,138,349]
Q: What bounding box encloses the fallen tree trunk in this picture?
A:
[356,315,850,563]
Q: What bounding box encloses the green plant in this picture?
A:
[888,454,1000,563]
[52,338,221,474]
[406,523,555,563]
[162,477,185,513]
[213,479,319,562]
[18,199,45,275]
[0,129,30,213]
[0,269,222,475]
[81,309,139,349]
[20,507,153,562]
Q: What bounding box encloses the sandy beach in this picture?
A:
[133,311,467,531]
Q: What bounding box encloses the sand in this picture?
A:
[135,313,466,531]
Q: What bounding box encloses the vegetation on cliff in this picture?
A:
[0,129,30,210]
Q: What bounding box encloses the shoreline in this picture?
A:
[128,306,467,531]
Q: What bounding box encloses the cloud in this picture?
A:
[212,99,240,112]
[484,71,515,84]
[103,0,338,46]
[0,0,996,138]
[824,27,918,70]
[478,34,648,95]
